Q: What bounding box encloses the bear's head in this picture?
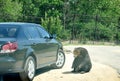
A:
[73,48,81,58]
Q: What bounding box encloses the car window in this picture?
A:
[37,26,50,38]
[24,26,40,39]
[0,27,19,38]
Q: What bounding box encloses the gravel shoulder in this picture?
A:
[33,46,120,81]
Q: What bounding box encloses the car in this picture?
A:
[0,22,65,81]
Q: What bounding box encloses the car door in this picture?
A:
[23,26,47,65]
[36,26,58,66]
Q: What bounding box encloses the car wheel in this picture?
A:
[52,49,65,69]
[19,56,36,81]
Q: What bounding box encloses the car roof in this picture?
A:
[0,22,40,27]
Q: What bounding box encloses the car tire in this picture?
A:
[19,56,36,81]
[51,49,65,69]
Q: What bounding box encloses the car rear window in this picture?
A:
[0,26,19,38]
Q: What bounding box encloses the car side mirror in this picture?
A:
[50,34,56,39]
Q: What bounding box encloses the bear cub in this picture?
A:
[72,47,92,74]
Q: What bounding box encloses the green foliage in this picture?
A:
[0,0,22,21]
[41,12,68,40]
[0,0,120,43]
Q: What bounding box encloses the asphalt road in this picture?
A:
[66,45,120,74]
[1,45,120,81]
[33,45,120,81]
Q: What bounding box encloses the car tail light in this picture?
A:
[0,42,18,53]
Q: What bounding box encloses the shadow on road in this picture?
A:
[62,71,73,74]
[0,66,53,81]
[0,73,21,81]
[35,66,53,76]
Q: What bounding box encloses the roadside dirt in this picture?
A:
[33,46,120,81]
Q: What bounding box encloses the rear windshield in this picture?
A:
[0,26,19,38]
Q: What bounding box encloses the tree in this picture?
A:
[0,0,22,21]
[1,0,120,42]
[21,0,39,23]
[63,0,120,43]
[41,12,69,40]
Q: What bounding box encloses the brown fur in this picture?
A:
[73,48,81,57]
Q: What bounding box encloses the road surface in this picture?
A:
[33,45,120,81]
[1,45,120,81]
[64,45,120,74]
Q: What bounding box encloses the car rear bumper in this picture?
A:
[0,56,24,74]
